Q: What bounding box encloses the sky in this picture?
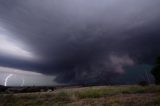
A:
[0,0,160,86]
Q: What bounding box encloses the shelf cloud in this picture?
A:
[0,0,160,84]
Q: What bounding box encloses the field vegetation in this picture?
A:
[0,85,160,106]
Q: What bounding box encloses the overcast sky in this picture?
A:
[0,0,160,85]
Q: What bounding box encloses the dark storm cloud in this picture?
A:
[0,0,160,84]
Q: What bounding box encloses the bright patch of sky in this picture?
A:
[0,66,57,86]
[0,25,39,61]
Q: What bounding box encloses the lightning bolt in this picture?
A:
[4,74,13,86]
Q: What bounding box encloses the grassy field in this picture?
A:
[0,85,160,106]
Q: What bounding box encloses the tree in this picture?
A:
[151,56,160,84]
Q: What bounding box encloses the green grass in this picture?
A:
[74,85,160,99]
[0,85,160,106]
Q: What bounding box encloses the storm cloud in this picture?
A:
[0,0,160,84]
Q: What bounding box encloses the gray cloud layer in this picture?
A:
[0,0,160,84]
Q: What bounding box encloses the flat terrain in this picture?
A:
[0,85,160,106]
